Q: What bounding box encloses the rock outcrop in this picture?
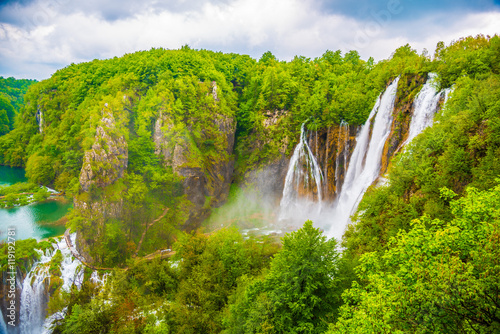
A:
[74,110,128,259]
[153,88,237,229]
[307,124,359,201]
[79,112,128,192]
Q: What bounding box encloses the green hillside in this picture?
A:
[0,35,499,333]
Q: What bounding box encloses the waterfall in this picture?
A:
[443,86,454,110]
[19,249,53,334]
[279,122,324,221]
[326,77,399,240]
[17,235,82,334]
[1,310,7,334]
[404,73,441,145]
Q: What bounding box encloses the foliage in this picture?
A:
[0,182,52,208]
[53,228,280,334]
[0,77,36,135]
[225,221,341,334]
[331,184,500,333]
[2,35,500,334]
[345,55,500,258]
[434,34,500,88]
[0,238,53,274]
[0,76,37,111]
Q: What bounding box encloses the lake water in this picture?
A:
[0,165,72,241]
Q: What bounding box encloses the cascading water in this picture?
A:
[19,249,53,333]
[443,86,454,109]
[16,235,82,334]
[326,77,399,240]
[1,311,8,334]
[279,123,324,222]
[404,73,442,145]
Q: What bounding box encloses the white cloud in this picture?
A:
[0,0,499,79]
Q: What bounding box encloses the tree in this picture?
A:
[0,108,9,135]
[226,221,341,334]
[331,184,500,333]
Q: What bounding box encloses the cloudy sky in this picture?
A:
[0,0,499,80]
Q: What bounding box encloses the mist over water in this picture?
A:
[279,123,324,223]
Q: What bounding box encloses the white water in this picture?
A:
[279,123,324,221]
[326,77,399,240]
[89,271,109,287]
[443,86,454,109]
[404,73,441,145]
[19,248,52,333]
[1,310,7,334]
[18,235,82,334]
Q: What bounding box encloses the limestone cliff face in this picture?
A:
[240,109,290,200]
[307,124,359,201]
[79,112,128,192]
[244,155,290,204]
[153,110,174,162]
[74,111,128,259]
[153,90,236,229]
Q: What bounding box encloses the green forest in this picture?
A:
[0,76,36,135]
[0,34,499,333]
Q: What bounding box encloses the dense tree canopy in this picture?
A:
[1,34,499,334]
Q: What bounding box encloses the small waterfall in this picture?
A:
[443,86,454,109]
[1,310,8,334]
[279,123,324,221]
[404,73,441,145]
[18,235,82,334]
[20,249,53,334]
[326,77,399,240]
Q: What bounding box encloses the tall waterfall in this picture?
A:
[325,73,449,240]
[404,73,441,145]
[326,77,399,240]
[279,123,324,222]
[15,235,82,334]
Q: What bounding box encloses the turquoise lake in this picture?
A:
[0,165,72,241]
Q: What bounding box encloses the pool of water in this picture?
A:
[0,165,27,186]
[0,165,72,241]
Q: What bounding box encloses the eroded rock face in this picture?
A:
[153,96,237,229]
[244,155,290,204]
[79,112,128,192]
[1,266,29,333]
[153,111,174,162]
[306,124,359,201]
[75,112,128,259]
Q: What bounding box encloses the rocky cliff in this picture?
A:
[153,83,237,229]
[79,111,128,193]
